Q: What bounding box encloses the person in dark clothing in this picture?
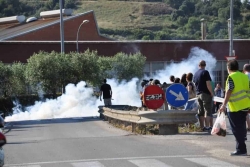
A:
[181,73,188,87]
[193,60,214,131]
[174,77,180,83]
[100,79,112,106]
[169,75,175,84]
[186,73,196,99]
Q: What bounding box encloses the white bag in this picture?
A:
[211,112,227,136]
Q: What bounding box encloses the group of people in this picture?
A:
[193,60,250,156]
[99,59,250,156]
[137,60,250,156]
[218,61,250,156]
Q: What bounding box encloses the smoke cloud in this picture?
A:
[5,47,217,122]
[153,47,217,83]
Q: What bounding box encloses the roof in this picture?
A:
[0,11,107,41]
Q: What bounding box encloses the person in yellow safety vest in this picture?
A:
[219,60,250,156]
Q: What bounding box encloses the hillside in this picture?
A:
[1,0,250,40]
[75,1,174,30]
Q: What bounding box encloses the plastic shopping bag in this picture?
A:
[211,112,227,137]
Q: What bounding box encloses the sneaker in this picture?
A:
[202,127,209,131]
[208,127,212,131]
[230,151,247,156]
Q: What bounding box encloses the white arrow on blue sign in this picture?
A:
[166,83,189,108]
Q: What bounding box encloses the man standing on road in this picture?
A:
[193,60,214,131]
[100,79,112,106]
[219,60,250,156]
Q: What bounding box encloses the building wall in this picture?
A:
[11,11,108,41]
[0,40,250,63]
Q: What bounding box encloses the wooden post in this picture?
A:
[132,123,136,133]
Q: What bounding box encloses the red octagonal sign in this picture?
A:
[143,85,165,109]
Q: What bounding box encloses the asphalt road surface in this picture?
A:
[3,117,250,167]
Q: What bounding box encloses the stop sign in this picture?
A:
[143,85,165,109]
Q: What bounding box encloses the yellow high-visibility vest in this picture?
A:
[247,73,250,98]
[226,71,250,112]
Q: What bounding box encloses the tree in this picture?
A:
[185,17,200,34]
[242,0,250,10]
[176,16,188,26]
[0,62,12,97]
[65,0,76,8]
[208,20,222,34]
[25,51,61,97]
[179,0,195,16]
[45,0,58,10]
[171,10,184,21]
[97,56,113,82]
[234,22,247,36]
[218,7,230,21]
[0,0,25,17]
[55,53,74,94]
[154,31,171,40]
[10,62,27,96]
[111,52,146,81]
[70,50,100,86]
[164,0,185,9]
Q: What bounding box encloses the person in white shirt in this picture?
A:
[214,83,224,112]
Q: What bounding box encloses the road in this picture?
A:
[3,117,250,167]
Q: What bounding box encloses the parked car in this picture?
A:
[0,131,6,167]
[0,113,6,167]
[0,114,4,128]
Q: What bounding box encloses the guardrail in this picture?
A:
[98,105,197,135]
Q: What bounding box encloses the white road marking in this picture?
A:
[7,165,41,167]
[4,154,206,166]
[185,157,239,167]
[72,161,105,167]
[129,159,172,167]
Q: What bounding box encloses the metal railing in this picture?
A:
[98,105,198,135]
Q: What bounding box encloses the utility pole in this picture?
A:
[229,0,234,56]
[59,0,64,53]
[59,0,65,93]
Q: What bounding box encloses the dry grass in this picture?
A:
[75,1,173,29]
[108,118,201,135]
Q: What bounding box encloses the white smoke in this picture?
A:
[5,79,141,122]
[5,47,217,122]
[153,47,217,83]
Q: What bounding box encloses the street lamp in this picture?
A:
[76,20,89,53]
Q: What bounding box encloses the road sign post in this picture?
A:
[166,84,189,108]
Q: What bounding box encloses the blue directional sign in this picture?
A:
[166,83,189,108]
